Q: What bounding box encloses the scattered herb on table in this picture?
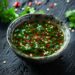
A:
[0,0,46,23]
[0,7,18,23]
[35,10,45,14]
[65,10,75,29]
[19,6,35,16]
[0,0,18,23]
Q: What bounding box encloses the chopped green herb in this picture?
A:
[12,20,64,57]
[65,10,75,29]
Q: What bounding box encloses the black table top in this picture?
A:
[0,0,75,75]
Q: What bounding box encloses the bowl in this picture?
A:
[7,14,70,63]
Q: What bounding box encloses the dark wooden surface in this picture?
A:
[0,0,75,75]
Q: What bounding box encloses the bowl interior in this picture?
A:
[7,14,70,60]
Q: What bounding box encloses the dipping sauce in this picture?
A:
[12,20,64,57]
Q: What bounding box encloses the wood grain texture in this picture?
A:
[0,0,75,75]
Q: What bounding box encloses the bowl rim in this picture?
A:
[7,14,71,60]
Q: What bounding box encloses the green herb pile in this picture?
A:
[65,10,75,29]
[0,0,45,23]
[0,0,17,23]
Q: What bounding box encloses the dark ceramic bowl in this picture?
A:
[7,14,70,63]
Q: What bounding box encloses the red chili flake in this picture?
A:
[13,1,21,8]
[25,40,31,43]
[40,53,44,56]
[46,44,50,48]
[47,38,50,40]
[34,34,39,39]
[31,28,35,32]
[36,38,41,41]
[42,32,45,36]
[17,42,20,46]
[30,44,33,46]
[38,1,42,5]
[49,3,55,8]
[57,33,60,36]
[40,38,43,41]
[25,34,28,37]
[58,40,63,43]
[33,34,40,41]
[15,38,20,41]
[35,1,42,5]
[28,2,32,7]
